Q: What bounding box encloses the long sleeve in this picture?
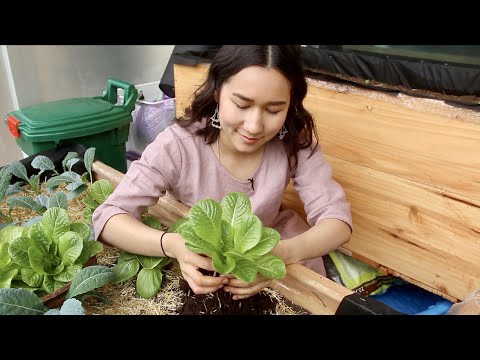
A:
[293,144,352,230]
[92,127,182,240]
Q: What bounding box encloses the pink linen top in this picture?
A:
[92,120,352,275]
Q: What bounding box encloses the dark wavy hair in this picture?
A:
[177,45,319,172]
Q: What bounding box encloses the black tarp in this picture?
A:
[160,45,480,106]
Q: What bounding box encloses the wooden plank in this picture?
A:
[304,83,480,203]
[335,154,480,301]
[174,64,208,119]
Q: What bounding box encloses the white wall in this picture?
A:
[0,45,174,165]
[0,46,21,165]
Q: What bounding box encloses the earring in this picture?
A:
[278,125,288,140]
[210,105,221,129]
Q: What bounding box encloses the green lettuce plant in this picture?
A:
[111,215,171,299]
[171,192,286,283]
[0,265,114,315]
[0,207,104,296]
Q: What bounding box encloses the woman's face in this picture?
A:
[217,65,291,154]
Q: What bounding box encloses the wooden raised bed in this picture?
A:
[171,63,480,311]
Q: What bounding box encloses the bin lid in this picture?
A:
[7,97,133,142]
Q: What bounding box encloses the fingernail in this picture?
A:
[222,278,228,284]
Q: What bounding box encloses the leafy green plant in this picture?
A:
[0,207,104,296]
[111,215,171,299]
[172,192,286,283]
[45,147,96,200]
[81,179,114,224]
[0,148,96,220]
[0,265,114,315]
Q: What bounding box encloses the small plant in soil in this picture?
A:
[171,192,287,315]
[0,265,114,315]
[111,215,172,299]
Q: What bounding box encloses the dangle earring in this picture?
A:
[210,105,221,129]
[278,125,288,140]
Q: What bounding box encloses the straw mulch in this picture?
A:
[82,246,303,315]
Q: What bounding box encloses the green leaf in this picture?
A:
[221,192,251,229]
[0,242,12,269]
[54,264,81,282]
[112,258,140,284]
[141,215,165,230]
[7,196,45,214]
[66,265,114,299]
[211,253,235,275]
[59,298,85,315]
[233,213,262,253]
[67,184,88,201]
[66,182,85,192]
[84,148,96,183]
[20,268,43,287]
[231,258,258,283]
[0,269,18,288]
[256,254,286,279]
[66,158,80,172]
[36,194,50,209]
[48,192,68,210]
[136,255,164,269]
[76,240,102,266]
[0,226,23,244]
[5,183,24,197]
[31,155,55,173]
[117,252,137,264]
[29,174,41,193]
[46,171,82,190]
[136,268,162,299]
[81,196,99,210]
[58,231,83,266]
[83,208,93,223]
[30,223,52,253]
[244,227,280,258]
[189,199,222,247]
[8,236,35,268]
[41,207,71,242]
[43,275,64,294]
[62,152,78,172]
[179,224,218,258]
[168,217,189,233]
[70,223,91,241]
[89,179,113,205]
[9,161,29,182]
[28,246,47,275]
[220,220,235,252]
[0,288,45,315]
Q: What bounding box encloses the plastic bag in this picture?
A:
[135,96,176,145]
[328,250,395,296]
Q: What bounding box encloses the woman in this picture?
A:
[93,45,352,301]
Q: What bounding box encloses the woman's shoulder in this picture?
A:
[153,120,205,146]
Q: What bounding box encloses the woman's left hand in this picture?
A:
[223,274,272,300]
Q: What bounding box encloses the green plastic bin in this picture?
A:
[5,78,138,173]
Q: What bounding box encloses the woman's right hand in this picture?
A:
[164,232,228,294]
